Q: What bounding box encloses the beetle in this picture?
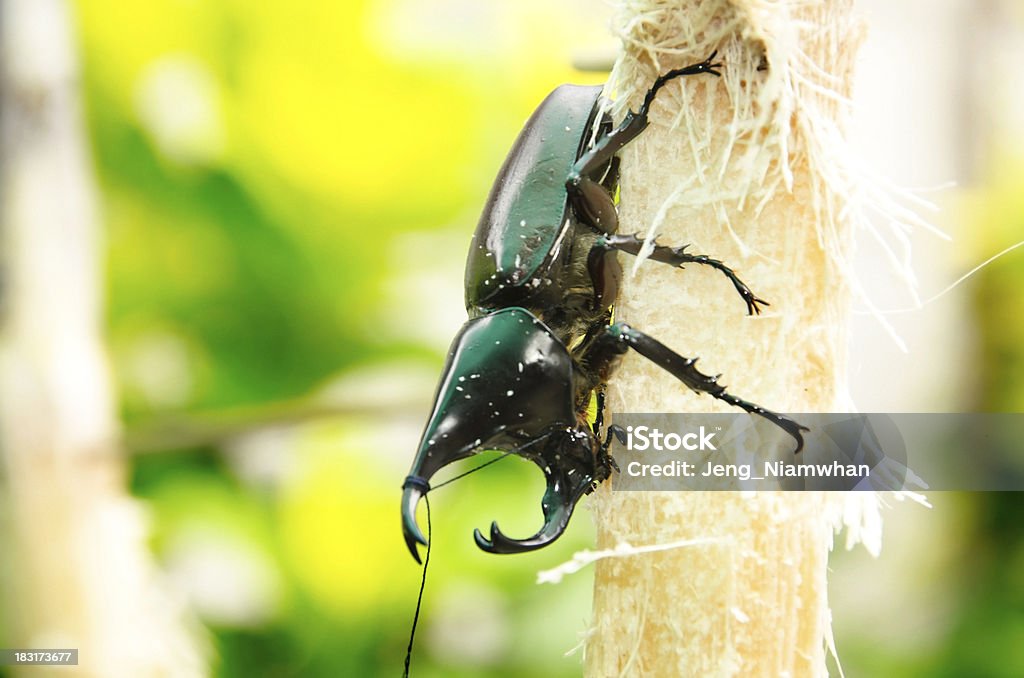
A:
[401,53,806,562]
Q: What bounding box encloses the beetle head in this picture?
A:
[402,307,601,562]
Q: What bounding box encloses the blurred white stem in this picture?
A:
[0,1,204,675]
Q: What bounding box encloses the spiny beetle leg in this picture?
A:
[598,424,624,477]
[642,51,722,107]
[567,52,722,225]
[592,388,607,435]
[590,234,769,315]
[579,51,722,179]
[590,323,807,453]
[607,424,628,447]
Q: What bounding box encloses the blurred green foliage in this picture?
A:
[74,1,608,675]
[76,0,615,418]
[975,159,1024,413]
[938,158,1024,678]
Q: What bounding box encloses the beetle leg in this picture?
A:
[592,387,607,434]
[586,323,807,452]
[585,235,623,311]
[569,171,620,233]
[593,234,769,315]
[597,424,624,476]
[566,52,722,205]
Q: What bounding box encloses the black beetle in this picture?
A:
[401,53,806,562]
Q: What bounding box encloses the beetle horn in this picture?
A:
[473,505,575,554]
[473,441,597,554]
[401,476,431,564]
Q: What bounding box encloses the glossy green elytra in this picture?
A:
[465,85,604,315]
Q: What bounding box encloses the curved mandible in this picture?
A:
[472,452,596,554]
[472,505,576,554]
